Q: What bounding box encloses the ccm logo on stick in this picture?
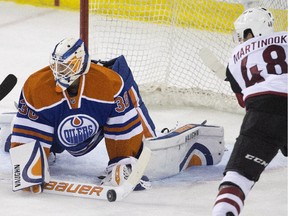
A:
[245,154,268,167]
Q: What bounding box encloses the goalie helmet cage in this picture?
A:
[80,0,287,113]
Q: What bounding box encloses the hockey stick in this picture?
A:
[199,48,226,80]
[43,146,151,202]
[0,74,17,101]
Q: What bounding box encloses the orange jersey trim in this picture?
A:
[128,88,154,138]
[103,116,141,133]
[13,128,53,143]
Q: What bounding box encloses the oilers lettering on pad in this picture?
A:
[58,115,99,147]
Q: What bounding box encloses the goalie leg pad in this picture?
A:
[144,124,225,180]
[10,140,50,191]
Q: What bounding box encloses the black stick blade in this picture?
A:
[0,74,17,101]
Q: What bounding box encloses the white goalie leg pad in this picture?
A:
[10,140,50,191]
[144,123,225,180]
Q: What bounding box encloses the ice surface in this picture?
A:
[0,2,287,216]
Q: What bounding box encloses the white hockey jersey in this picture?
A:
[226,31,288,106]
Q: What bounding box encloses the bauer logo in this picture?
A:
[58,115,99,147]
[43,181,104,196]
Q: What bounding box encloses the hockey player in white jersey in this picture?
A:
[212,7,287,216]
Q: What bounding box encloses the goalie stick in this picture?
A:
[0,74,17,101]
[199,48,226,80]
[43,146,151,202]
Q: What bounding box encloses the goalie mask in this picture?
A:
[233,7,274,43]
[50,38,91,92]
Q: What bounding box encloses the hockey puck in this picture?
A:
[107,189,117,202]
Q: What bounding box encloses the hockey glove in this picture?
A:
[101,156,151,190]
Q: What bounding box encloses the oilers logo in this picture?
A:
[58,114,99,147]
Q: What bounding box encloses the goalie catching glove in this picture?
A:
[101,156,151,191]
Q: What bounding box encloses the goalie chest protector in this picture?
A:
[144,124,224,180]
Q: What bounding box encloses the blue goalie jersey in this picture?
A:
[11,55,156,160]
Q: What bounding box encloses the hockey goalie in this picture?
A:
[0,38,224,200]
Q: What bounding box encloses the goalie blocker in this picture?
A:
[144,122,225,180]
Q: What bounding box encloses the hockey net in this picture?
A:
[86,0,287,113]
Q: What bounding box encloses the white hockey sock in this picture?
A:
[212,171,254,216]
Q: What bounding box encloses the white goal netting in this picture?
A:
[87,0,287,113]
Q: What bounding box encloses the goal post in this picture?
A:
[80,0,89,47]
[80,0,287,113]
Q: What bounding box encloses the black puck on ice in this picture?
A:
[107,189,117,202]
